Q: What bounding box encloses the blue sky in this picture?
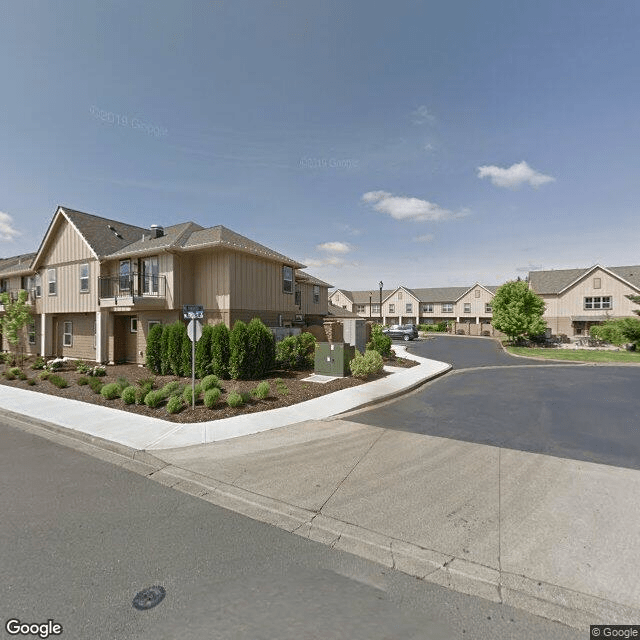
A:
[1,0,638,290]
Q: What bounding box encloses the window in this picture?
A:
[295,284,301,307]
[35,273,41,297]
[398,291,403,300]
[388,303,395,314]
[283,266,293,294]
[119,260,131,291]
[371,303,380,314]
[47,269,57,295]
[356,304,365,313]
[142,256,159,294]
[28,321,36,345]
[593,278,601,289]
[130,317,138,333]
[63,321,72,347]
[442,303,453,313]
[464,303,471,313]
[585,296,612,310]
[406,303,412,314]
[475,289,481,298]
[79,263,89,292]
[485,303,493,313]
[313,285,320,304]
[423,304,433,313]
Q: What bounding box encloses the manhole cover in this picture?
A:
[132,586,166,611]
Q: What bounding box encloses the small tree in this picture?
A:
[145,323,164,374]
[0,290,32,365]
[366,324,392,357]
[591,317,640,349]
[210,322,230,379]
[246,318,275,379]
[491,280,546,342]
[195,324,214,378]
[229,320,250,379]
[166,321,185,376]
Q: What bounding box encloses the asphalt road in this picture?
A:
[1,420,582,640]
[352,336,640,469]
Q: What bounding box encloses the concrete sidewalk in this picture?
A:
[0,346,449,450]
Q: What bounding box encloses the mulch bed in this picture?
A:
[0,354,402,423]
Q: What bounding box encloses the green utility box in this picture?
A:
[314,342,356,377]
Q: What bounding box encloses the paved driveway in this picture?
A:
[351,337,640,470]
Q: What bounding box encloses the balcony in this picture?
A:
[98,273,167,309]
[0,288,35,311]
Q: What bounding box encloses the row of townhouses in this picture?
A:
[330,264,640,337]
[0,206,331,364]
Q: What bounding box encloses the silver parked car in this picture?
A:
[382,324,419,341]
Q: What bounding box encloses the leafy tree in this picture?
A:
[366,324,392,357]
[491,280,546,342]
[0,289,32,364]
[591,317,640,348]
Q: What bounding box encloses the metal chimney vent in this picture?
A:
[150,225,164,238]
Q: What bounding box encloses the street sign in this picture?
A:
[187,318,202,342]
[183,304,204,319]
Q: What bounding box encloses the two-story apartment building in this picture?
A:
[528,264,640,336]
[0,206,331,364]
[329,284,498,326]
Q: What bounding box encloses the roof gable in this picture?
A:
[529,264,640,295]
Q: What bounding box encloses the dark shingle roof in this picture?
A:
[0,252,36,276]
[529,265,640,294]
[411,287,470,302]
[326,303,362,318]
[295,270,333,288]
[106,222,203,257]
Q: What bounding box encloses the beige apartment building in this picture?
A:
[528,264,640,336]
[0,206,330,364]
[329,284,498,326]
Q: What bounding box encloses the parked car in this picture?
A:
[382,324,418,341]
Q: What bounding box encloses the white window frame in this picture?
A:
[593,278,601,289]
[313,285,320,304]
[485,303,493,313]
[406,303,412,314]
[47,268,57,296]
[464,303,471,313]
[79,263,90,293]
[423,304,433,313]
[130,317,138,333]
[371,303,380,314]
[283,266,293,294]
[28,321,36,345]
[35,273,42,298]
[63,321,72,347]
[442,303,453,313]
[119,259,131,291]
[475,289,481,298]
[356,304,365,313]
[584,296,612,310]
[389,303,395,314]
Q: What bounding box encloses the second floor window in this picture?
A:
[47,268,57,295]
[313,285,320,304]
[406,303,412,314]
[389,304,395,313]
[295,284,301,307]
[371,303,380,314]
[464,303,471,313]
[80,263,89,292]
[585,296,611,310]
[142,256,159,294]
[485,303,493,313]
[423,304,433,313]
[442,303,453,313]
[35,274,41,297]
[283,266,293,294]
[356,304,365,313]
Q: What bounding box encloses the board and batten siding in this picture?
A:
[38,260,98,314]
[455,286,495,317]
[189,250,231,311]
[383,289,420,318]
[44,218,94,265]
[298,281,328,316]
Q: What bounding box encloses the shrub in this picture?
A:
[145,323,164,374]
[275,333,316,370]
[204,387,221,408]
[48,374,68,389]
[38,371,50,380]
[165,321,186,376]
[166,395,183,414]
[367,324,392,357]
[229,320,250,379]
[9,367,21,376]
[31,356,46,370]
[210,322,231,379]
[18,371,27,380]
[160,381,180,398]
[201,374,222,391]
[160,324,171,375]
[116,376,130,392]
[88,377,103,394]
[253,381,270,399]
[121,386,137,404]
[76,360,91,374]
[349,350,384,379]
[226,391,244,408]
[100,383,120,399]
[183,385,200,405]
[246,318,276,379]
[46,359,64,371]
[89,365,106,377]
[180,327,193,377]
[77,376,90,386]
[195,324,214,378]
[144,390,164,408]
[27,378,36,386]
[4,371,16,380]
[137,376,156,388]
[274,378,289,395]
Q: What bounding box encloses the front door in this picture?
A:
[113,316,127,363]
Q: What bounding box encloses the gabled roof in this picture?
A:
[529,265,640,295]
[326,303,362,318]
[330,289,354,302]
[0,252,36,276]
[409,287,470,302]
[106,222,204,258]
[349,290,395,304]
[295,270,332,288]
[181,226,304,267]
[454,283,498,301]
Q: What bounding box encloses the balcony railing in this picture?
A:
[0,288,35,305]
[98,273,166,302]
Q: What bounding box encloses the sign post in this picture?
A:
[183,305,204,409]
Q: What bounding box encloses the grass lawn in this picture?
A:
[506,347,640,363]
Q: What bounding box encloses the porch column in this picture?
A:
[95,311,105,363]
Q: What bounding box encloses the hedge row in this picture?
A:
[145,319,277,380]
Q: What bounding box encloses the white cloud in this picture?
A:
[0,212,20,241]
[335,223,362,236]
[362,191,468,222]
[317,241,351,254]
[413,234,434,242]
[477,161,555,189]
[411,105,435,125]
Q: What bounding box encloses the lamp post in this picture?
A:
[379,281,383,324]
[369,291,372,319]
